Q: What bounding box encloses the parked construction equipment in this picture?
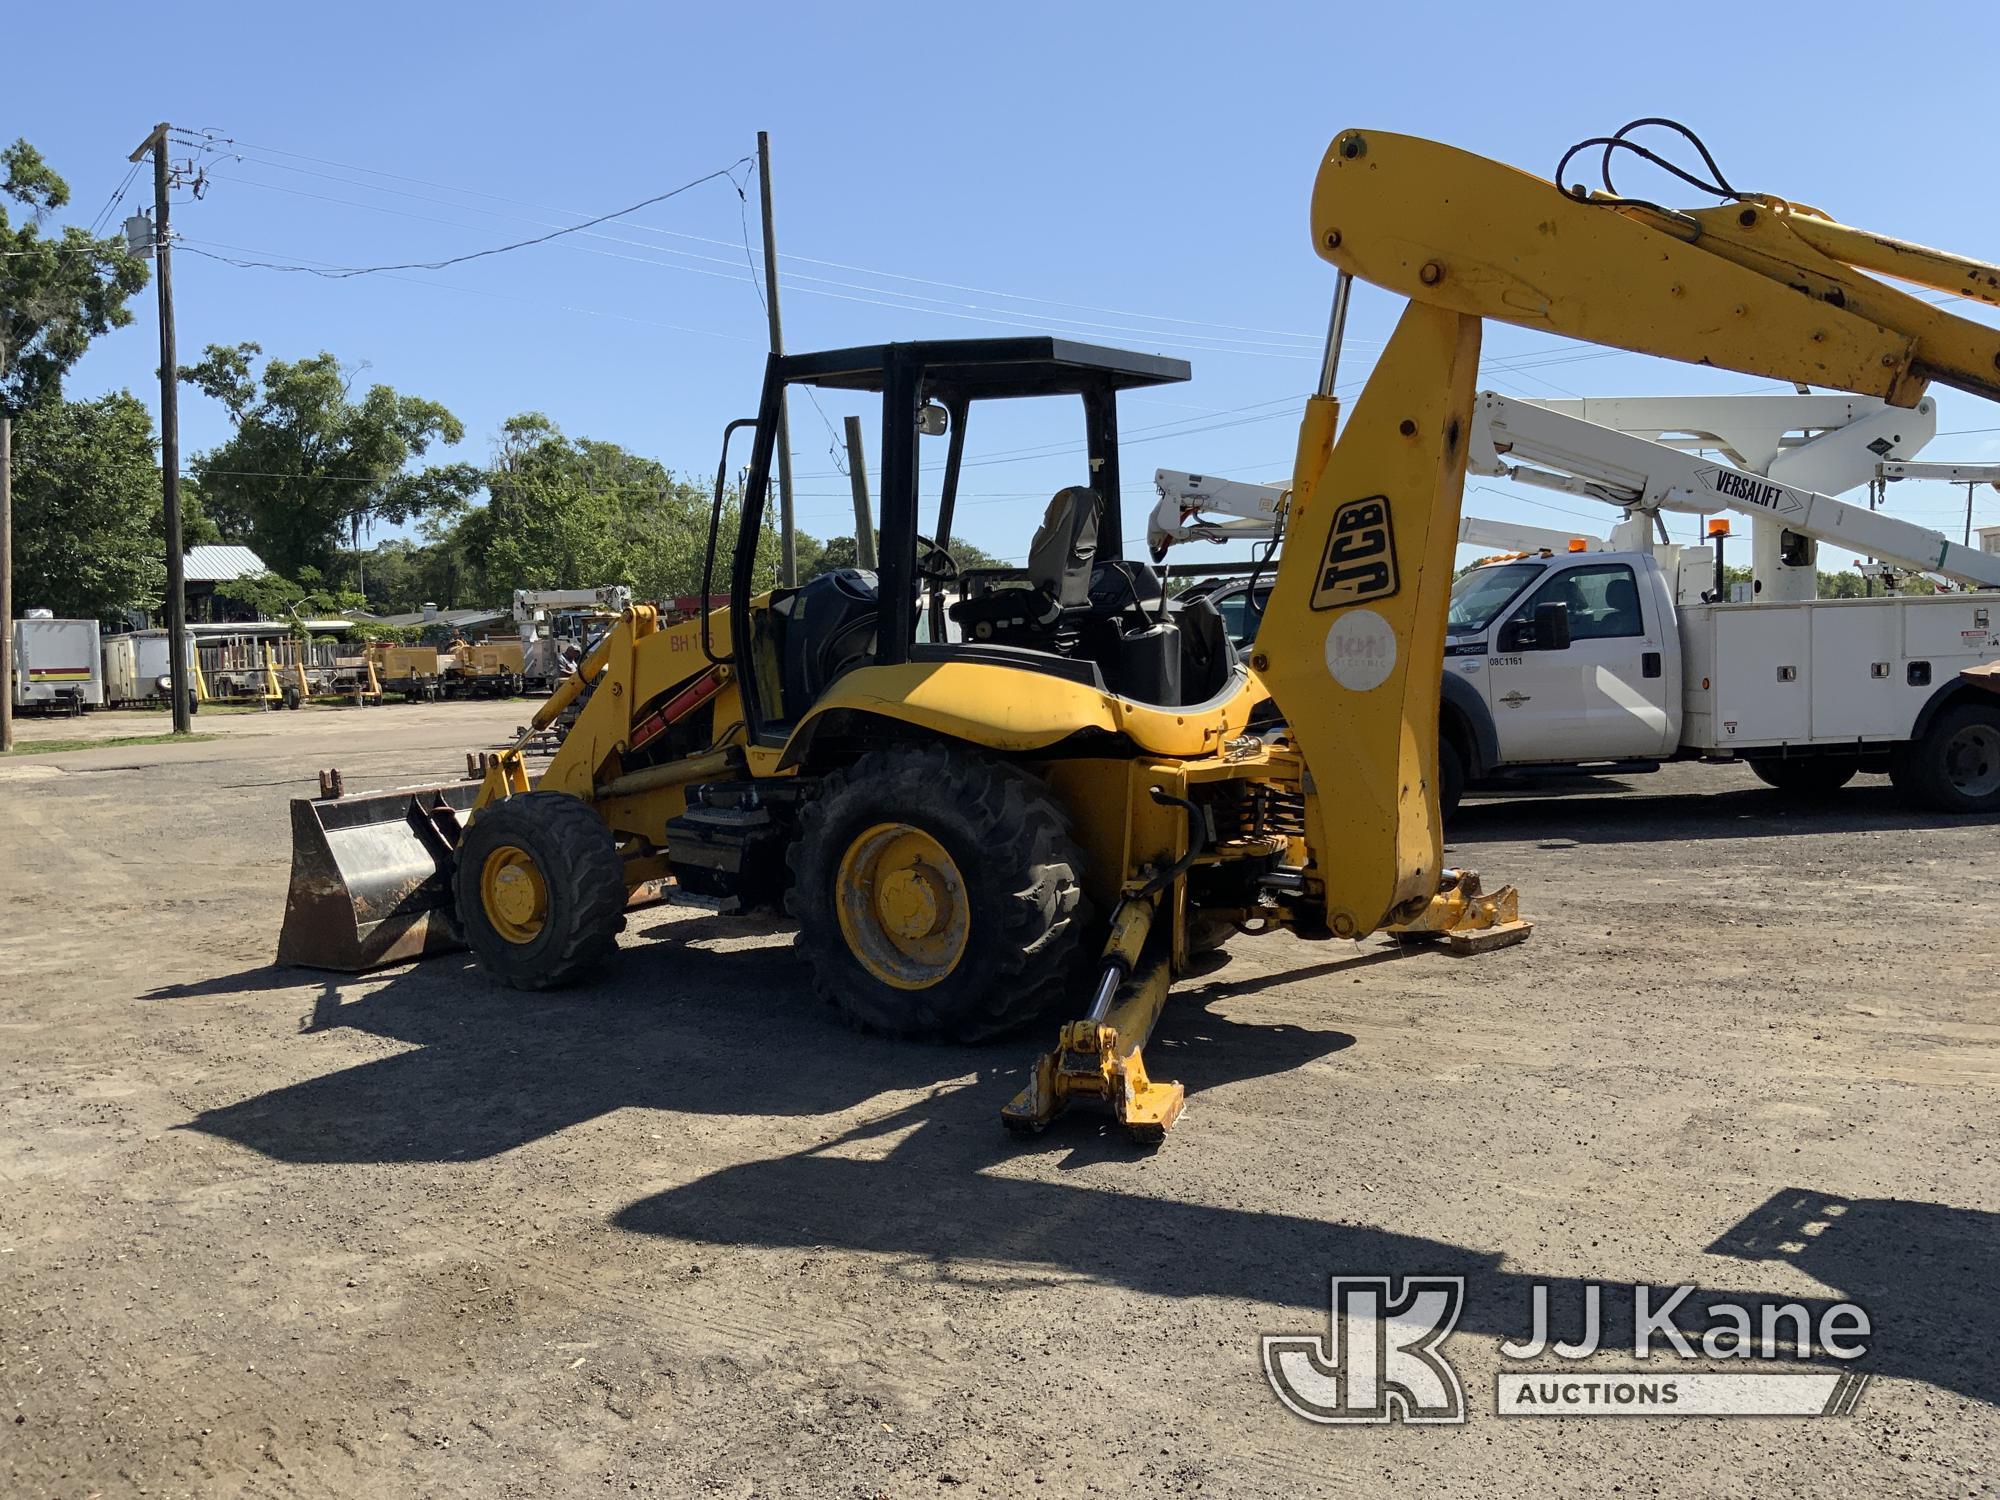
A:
[282,122,2000,1139]
[443,636,527,698]
[514,587,630,691]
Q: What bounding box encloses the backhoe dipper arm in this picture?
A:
[1258,128,2000,940]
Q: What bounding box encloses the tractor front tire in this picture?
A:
[454,791,627,990]
[787,744,1092,1043]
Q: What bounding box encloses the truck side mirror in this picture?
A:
[1534,601,1572,651]
[1498,601,1573,652]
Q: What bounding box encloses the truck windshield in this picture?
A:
[1448,561,1544,636]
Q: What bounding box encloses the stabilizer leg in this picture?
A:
[1002,897,1185,1144]
[1387,868,1533,954]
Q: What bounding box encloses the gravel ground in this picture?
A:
[2,701,1995,1498]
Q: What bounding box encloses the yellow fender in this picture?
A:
[778,659,1260,768]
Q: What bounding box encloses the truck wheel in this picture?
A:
[454,791,628,989]
[787,744,1092,1043]
[1750,758,1857,799]
[1907,703,2000,814]
[1438,735,1466,820]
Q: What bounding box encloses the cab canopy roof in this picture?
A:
[777,337,1192,401]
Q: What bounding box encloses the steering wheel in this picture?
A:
[915,533,959,584]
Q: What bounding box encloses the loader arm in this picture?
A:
[1258,128,2000,938]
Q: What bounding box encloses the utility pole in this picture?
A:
[842,415,876,569]
[756,131,797,587]
[131,123,190,733]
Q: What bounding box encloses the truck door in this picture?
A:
[1485,560,1670,761]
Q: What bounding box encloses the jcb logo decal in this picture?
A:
[1312,496,1399,610]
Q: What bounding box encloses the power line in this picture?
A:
[174,128,1330,345]
[176,236,759,345]
[197,163,1334,359]
[86,159,145,237]
[182,158,751,279]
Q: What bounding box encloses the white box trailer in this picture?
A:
[11,615,104,713]
[102,629,200,709]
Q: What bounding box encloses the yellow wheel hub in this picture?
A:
[835,822,969,990]
[481,845,549,944]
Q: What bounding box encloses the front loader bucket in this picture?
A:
[276,782,481,972]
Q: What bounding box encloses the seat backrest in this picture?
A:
[1601,575,1642,635]
[1026,487,1101,610]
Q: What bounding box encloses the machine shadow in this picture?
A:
[170,919,1355,1167]
[1449,780,1997,848]
[614,1092,2000,1409]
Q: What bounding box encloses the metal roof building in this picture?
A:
[182,545,269,583]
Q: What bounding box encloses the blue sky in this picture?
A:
[11,0,1999,574]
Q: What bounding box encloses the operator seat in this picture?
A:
[1025,486,1102,612]
[950,486,1102,637]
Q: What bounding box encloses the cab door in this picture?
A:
[1485,560,1669,761]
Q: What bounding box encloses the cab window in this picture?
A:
[1510,563,1645,641]
[1214,585,1271,644]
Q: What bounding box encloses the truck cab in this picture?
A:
[1444,549,1682,780]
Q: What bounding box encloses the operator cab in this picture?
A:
[714,338,1245,745]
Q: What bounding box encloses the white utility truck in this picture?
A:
[512,586,631,691]
[1156,391,2000,814]
[11,613,104,715]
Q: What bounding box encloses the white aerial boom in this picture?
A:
[1152,391,2000,594]
[512,586,633,633]
[1149,470,1607,558]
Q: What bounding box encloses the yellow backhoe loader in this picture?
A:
[279,120,2000,1140]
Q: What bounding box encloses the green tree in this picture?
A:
[801,531,1005,582]
[450,412,803,603]
[0,140,148,412]
[178,342,481,581]
[11,392,170,618]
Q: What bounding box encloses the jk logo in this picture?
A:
[1263,1277,1467,1425]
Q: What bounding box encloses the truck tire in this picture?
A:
[1750,757,1857,799]
[1905,703,2000,814]
[1438,735,1466,820]
[454,791,628,989]
[787,743,1092,1043]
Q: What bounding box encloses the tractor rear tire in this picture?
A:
[454,791,627,990]
[787,744,1092,1043]
[1750,757,1857,799]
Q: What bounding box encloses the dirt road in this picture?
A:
[3,704,1995,1497]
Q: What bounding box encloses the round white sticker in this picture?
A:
[1324,608,1398,692]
